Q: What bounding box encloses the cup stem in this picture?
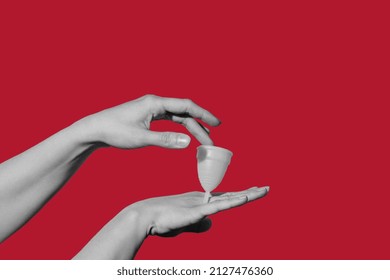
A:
[203,191,211,204]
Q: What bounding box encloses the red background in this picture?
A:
[0,1,389,259]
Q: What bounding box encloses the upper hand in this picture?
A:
[79,94,221,149]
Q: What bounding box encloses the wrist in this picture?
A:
[67,115,108,149]
[123,203,154,237]
[73,206,150,260]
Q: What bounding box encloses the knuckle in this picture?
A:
[160,132,174,146]
[144,94,155,100]
[142,94,162,109]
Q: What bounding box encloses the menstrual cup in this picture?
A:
[197,145,233,203]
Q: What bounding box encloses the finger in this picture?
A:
[171,115,210,134]
[196,122,210,134]
[159,97,221,126]
[212,186,269,202]
[211,187,262,199]
[143,131,191,149]
[171,116,213,145]
[212,186,259,197]
[196,195,249,217]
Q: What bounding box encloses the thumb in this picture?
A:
[144,131,191,149]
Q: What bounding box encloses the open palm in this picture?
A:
[132,186,269,237]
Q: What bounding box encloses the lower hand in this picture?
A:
[73,186,270,259]
[130,186,270,237]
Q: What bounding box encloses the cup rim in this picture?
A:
[197,145,233,155]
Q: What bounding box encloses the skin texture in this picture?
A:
[73,187,269,260]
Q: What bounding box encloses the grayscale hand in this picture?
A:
[73,186,270,259]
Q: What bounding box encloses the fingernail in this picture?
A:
[177,134,191,147]
[257,186,270,192]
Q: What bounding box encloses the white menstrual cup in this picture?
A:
[197,145,233,203]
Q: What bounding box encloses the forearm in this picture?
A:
[73,206,149,260]
[0,119,101,242]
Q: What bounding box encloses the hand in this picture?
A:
[73,186,270,259]
[130,186,270,237]
[78,94,221,149]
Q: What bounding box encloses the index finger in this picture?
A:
[158,97,221,126]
